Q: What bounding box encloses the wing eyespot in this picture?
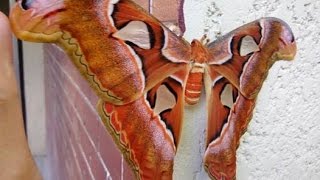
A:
[239,35,260,56]
[112,21,152,50]
[220,84,234,109]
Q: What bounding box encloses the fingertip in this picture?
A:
[0,11,10,33]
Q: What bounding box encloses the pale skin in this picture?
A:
[0,12,41,180]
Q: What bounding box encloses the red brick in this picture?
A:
[123,157,136,180]
[72,141,93,179]
[97,121,123,179]
[45,45,99,106]
[49,56,101,143]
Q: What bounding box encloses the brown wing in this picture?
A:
[111,0,191,91]
[203,17,297,179]
[97,66,189,179]
[203,69,255,179]
[98,97,175,180]
[146,68,189,147]
[10,0,191,105]
[207,17,296,99]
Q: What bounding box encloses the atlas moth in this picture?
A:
[9,0,296,179]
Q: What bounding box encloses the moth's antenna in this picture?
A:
[200,34,210,45]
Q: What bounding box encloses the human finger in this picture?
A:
[0,11,18,103]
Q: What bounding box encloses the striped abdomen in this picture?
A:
[185,63,205,105]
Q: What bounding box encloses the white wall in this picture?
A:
[9,0,46,157]
[23,42,46,156]
[174,0,320,179]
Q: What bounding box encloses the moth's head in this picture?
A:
[190,39,209,63]
[274,20,297,61]
[9,0,67,42]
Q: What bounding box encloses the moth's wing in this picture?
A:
[111,0,191,91]
[207,17,296,99]
[203,70,255,179]
[203,17,296,179]
[10,0,191,105]
[146,68,189,147]
[98,97,175,180]
[97,67,188,179]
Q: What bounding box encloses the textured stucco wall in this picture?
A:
[174,0,320,179]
